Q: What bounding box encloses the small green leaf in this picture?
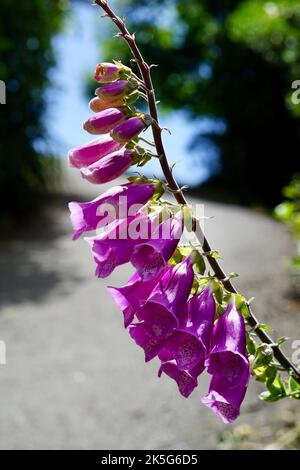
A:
[288,376,300,398]
[277,336,289,346]
[246,333,256,356]
[257,323,273,332]
[259,390,282,402]
[193,251,206,275]
[254,344,274,367]
[169,248,183,265]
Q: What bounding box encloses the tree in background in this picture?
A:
[103,0,300,206]
[0,0,67,230]
[275,173,300,292]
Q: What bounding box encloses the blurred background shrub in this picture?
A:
[0,0,68,232]
[275,173,300,291]
[103,0,300,207]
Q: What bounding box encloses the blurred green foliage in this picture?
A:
[275,173,300,284]
[104,0,300,206]
[0,0,68,230]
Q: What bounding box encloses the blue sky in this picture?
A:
[44,1,217,187]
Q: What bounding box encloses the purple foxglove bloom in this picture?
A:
[158,359,205,398]
[107,269,166,328]
[89,96,125,113]
[201,375,248,424]
[158,286,216,371]
[80,149,133,184]
[69,183,155,240]
[129,322,164,362]
[95,80,137,100]
[205,302,250,389]
[110,116,146,143]
[83,108,126,135]
[130,211,183,280]
[68,136,122,169]
[85,208,154,278]
[133,256,194,344]
[84,215,140,278]
[94,62,131,83]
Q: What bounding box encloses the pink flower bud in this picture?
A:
[94,62,131,83]
[83,108,126,135]
[80,149,133,184]
[68,136,123,169]
[95,80,137,101]
[110,116,149,143]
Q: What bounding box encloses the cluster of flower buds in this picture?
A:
[68,61,153,184]
[68,61,250,424]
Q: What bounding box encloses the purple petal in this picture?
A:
[205,302,249,388]
[162,330,206,370]
[137,301,178,339]
[201,375,248,424]
[129,322,163,362]
[158,359,205,398]
[107,268,166,328]
[130,212,183,280]
[138,256,194,320]
[69,183,155,240]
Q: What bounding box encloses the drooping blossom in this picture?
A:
[205,302,250,389]
[129,256,194,361]
[158,359,205,398]
[111,116,150,143]
[69,183,155,240]
[83,108,126,135]
[68,136,122,169]
[94,62,131,83]
[159,286,216,372]
[84,208,155,278]
[107,269,166,328]
[80,149,133,184]
[201,375,249,424]
[131,211,183,280]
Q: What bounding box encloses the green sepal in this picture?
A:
[211,280,224,304]
[253,343,274,367]
[193,251,206,276]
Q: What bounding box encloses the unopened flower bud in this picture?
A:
[95,79,138,101]
[94,62,131,83]
[110,115,151,143]
[89,96,125,113]
[68,136,122,169]
[80,149,133,184]
[83,108,126,135]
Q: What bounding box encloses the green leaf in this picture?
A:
[246,333,256,356]
[257,323,273,332]
[277,336,289,346]
[169,248,183,265]
[259,390,282,402]
[193,251,206,275]
[265,366,277,388]
[288,376,300,398]
[211,280,224,304]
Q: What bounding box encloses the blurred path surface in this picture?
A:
[0,164,299,450]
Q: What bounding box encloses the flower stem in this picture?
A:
[94,0,300,383]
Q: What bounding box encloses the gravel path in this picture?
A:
[0,164,299,450]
